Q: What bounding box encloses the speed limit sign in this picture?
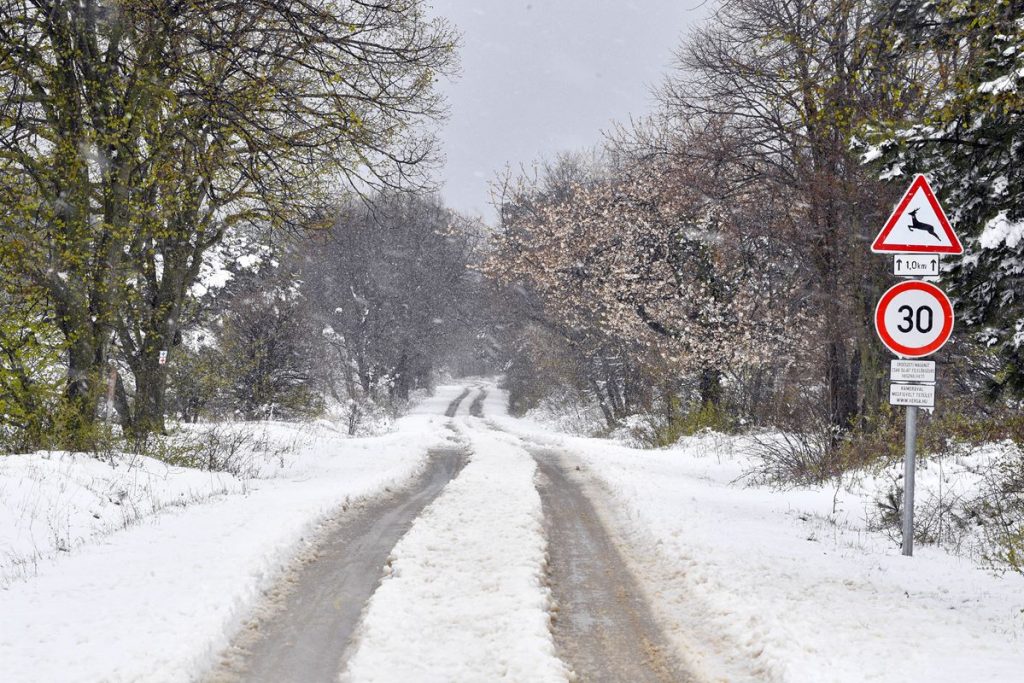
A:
[874,281,954,358]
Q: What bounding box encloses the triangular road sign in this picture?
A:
[872,174,963,254]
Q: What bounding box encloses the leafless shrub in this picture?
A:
[869,475,982,555]
[744,426,841,488]
[977,445,1024,574]
[139,424,292,479]
[868,443,1024,572]
[189,426,266,477]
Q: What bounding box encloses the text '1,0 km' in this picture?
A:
[893,256,940,278]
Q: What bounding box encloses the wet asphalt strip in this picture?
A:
[469,388,488,417]
[444,388,471,417]
[205,447,467,683]
[532,449,696,683]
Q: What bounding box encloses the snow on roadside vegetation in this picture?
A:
[519,387,607,436]
[0,385,465,683]
[0,450,245,586]
[341,393,567,683]
[494,412,1024,683]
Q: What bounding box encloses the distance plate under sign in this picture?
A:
[890,383,935,408]
[891,359,936,384]
[894,255,940,278]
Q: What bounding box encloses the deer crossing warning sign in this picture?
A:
[871,175,963,255]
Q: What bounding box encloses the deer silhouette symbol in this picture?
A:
[907,209,941,241]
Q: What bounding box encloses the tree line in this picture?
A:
[484,0,1023,469]
[2,0,1021,474]
[168,193,484,435]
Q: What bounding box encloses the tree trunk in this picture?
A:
[663,382,679,423]
[132,359,169,437]
[623,366,652,413]
[749,369,765,425]
[59,312,111,447]
[699,368,723,407]
[340,353,363,436]
[113,371,134,431]
[63,337,102,445]
[826,339,859,433]
[589,378,616,429]
[600,357,625,419]
[392,353,410,401]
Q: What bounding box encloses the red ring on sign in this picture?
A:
[874,281,954,358]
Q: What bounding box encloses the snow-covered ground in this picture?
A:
[494,411,1024,683]
[5,379,1023,683]
[0,449,245,586]
[0,386,463,683]
[341,388,567,682]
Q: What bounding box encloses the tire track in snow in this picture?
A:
[469,388,488,416]
[533,449,696,683]
[206,446,467,683]
[444,388,471,417]
[478,385,696,681]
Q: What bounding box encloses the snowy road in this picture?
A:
[0,388,464,682]
[203,385,685,682]
[5,381,1023,682]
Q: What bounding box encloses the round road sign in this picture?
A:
[874,281,954,358]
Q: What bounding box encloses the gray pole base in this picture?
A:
[902,405,918,557]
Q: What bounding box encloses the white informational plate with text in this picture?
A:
[890,359,936,384]
[890,382,935,408]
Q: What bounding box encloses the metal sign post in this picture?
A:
[872,174,963,558]
[902,406,918,556]
[875,282,949,558]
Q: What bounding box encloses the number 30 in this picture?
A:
[896,305,934,334]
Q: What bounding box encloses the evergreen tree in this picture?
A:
[867,0,1024,393]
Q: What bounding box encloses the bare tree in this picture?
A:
[299,192,477,432]
[658,0,919,431]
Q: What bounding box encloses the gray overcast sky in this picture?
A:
[426,0,711,219]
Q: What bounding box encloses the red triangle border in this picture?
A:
[871,174,964,254]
